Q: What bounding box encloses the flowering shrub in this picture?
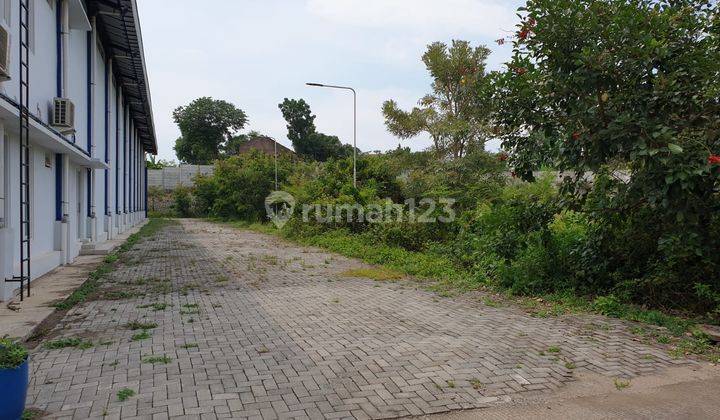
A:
[495,0,720,311]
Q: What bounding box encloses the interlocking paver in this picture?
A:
[26,219,692,419]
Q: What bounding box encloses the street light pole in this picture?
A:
[306,82,357,188]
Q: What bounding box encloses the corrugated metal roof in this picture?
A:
[88,0,156,154]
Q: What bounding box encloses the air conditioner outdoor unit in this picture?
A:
[0,24,10,81]
[52,98,75,132]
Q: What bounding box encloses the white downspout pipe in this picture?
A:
[61,0,70,98]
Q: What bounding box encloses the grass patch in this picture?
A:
[43,337,93,350]
[21,408,47,420]
[179,343,199,349]
[126,321,158,330]
[142,355,172,364]
[131,330,152,341]
[180,308,200,315]
[339,267,404,281]
[138,302,170,311]
[469,379,484,390]
[53,219,175,311]
[614,378,631,390]
[117,388,135,402]
[118,218,176,254]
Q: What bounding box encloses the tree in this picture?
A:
[146,156,177,169]
[173,97,248,164]
[278,98,352,161]
[496,0,720,306]
[382,40,495,158]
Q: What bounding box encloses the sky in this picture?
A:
[136,0,525,162]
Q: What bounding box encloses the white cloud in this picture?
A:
[306,0,517,38]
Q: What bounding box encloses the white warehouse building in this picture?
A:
[0,0,156,301]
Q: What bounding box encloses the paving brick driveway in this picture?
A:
[27,219,689,419]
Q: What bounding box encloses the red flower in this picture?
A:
[709,155,720,165]
[528,18,536,28]
[518,28,529,40]
[572,131,580,141]
[514,66,528,75]
[495,38,505,46]
[497,152,508,162]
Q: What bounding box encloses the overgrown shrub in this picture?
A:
[173,187,193,217]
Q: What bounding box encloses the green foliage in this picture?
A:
[496,0,720,310]
[142,355,172,364]
[173,97,248,164]
[173,187,193,217]
[51,215,159,311]
[131,330,152,341]
[43,337,93,350]
[117,388,135,402]
[126,321,157,330]
[278,98,353,161]
[0,338,28,369]
[383,40,495,157]
[146,157,177,169]
[198,151,292,220]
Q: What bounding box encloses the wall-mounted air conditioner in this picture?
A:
[0,24,10,81]
[52,98,76,133]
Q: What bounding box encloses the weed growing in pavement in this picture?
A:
[138,303,170,311]
[126,321,157,330]
[179,343,198,349]
[614,378,631,390]
[117,388,135,401]
[43,337,93,350]
[469,379,484,390]
[131,330,152,341]
[142,355,172,364]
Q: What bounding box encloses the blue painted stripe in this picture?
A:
[115,85,119,214]
[104,59,109,215]
[123,103,127,213]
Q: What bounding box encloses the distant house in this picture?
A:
[238,136,295,157]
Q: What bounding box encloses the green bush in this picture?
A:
[0,338,28,369]
[173,187,193,217]
[205,151,292,220]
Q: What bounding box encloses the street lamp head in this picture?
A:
[306,82,325,87]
